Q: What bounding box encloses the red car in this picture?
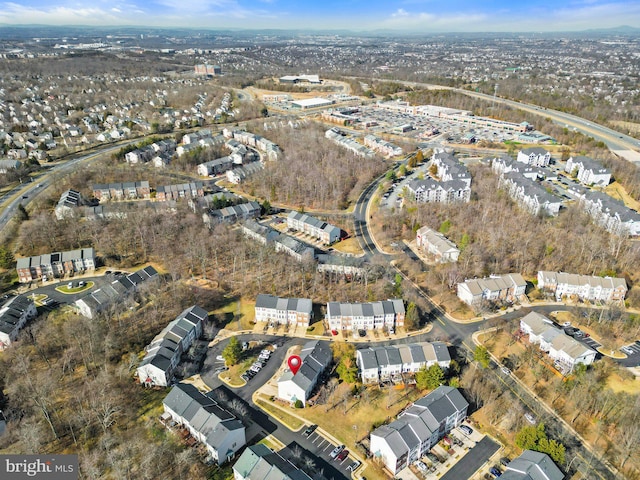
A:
[331,330,339,336]
[335,449,349,462]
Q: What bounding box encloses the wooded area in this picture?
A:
[244,122,388,210]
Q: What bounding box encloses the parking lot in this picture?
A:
[562,325,602,351]
[621,341,640,357]
[304,429,360,477]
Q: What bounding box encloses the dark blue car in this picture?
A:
[490,466,502,477]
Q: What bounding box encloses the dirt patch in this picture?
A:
[605,181,640,211]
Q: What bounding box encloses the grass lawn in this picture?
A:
[331,237,364,255]
[254,394,305,430]
[211,298,256,331]
[305,321,325,336]
[55,281,94,294]
[28,293,48,305]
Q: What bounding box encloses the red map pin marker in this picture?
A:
[288,355,302,375]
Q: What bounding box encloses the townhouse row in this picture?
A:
[137,305,208,387]
[520,312,597,373]
[356,342,451,384]
[16,247,96,283]
[253,294,405,332]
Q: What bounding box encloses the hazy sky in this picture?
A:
[0,0,639,32]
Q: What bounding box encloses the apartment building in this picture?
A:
[405,178,471,204]
[517,147,551,167]
[16,247,96,283]
[432,151,472,187]
[520,312,596,373]
[578,190,640,237]
[499,172,562,216]
[537,271,627,303]
[565,155,611,186]
[326,299,405,332]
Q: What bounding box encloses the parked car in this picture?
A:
[622,346,634,355]
[500,457,511,467]
[414,461,428,473]
[335,449,349,462]
[500,366,510,375]
[329,445,345,459]
[347,460,361,472]
[303,424,318,436]
[459,425,473,435]
[489,466,502,477]
[524,413,536,424]
[561,321,571,327]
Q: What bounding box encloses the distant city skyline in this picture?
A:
[0,0,639,32]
